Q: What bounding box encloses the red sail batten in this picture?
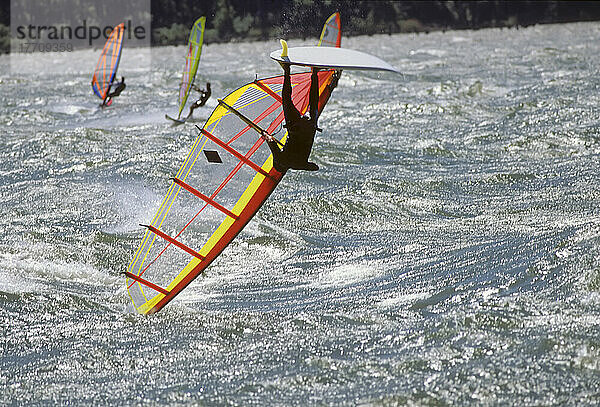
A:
[123,271,170,296]
[254,80,283,103]
[200,129,275,180]
[172,177,239,220]
[142,224,205,261]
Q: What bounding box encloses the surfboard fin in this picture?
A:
[280,39,288,58]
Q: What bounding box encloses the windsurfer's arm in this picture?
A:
[265,137,284,172]
[202,84,211,100]
[281,63,301,123]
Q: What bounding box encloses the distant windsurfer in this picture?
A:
[104,76,126,106]
[329,69,342,92]
[265,62,321,172]
[187,82,211,119]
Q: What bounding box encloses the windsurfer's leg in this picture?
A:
[309,67,320,121]
[290,161,319,171]
[280,63,301,123]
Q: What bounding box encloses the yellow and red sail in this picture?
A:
[125,70,339,314]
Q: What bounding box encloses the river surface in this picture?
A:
[2,22,600,406]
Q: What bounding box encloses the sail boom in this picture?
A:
[217,99,285,148]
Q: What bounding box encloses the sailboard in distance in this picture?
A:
[165,114,187,125]
[167,16,206,123]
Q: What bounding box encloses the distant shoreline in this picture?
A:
[3,20,600,55]
[3,0,600,54]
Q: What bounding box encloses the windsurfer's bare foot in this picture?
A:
[306,162,319,171]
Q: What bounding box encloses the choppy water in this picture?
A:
[2,22,600,405]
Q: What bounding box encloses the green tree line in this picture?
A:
[150,0,600,45]
[2,0,600,53]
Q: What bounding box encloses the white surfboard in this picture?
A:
[270,46,400,73]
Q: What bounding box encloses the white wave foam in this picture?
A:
[315,262,382,288]
[0,249,118,293]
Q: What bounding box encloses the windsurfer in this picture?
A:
[105,76,126,105]
[265,63,320,172]
[187,82,211,118]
